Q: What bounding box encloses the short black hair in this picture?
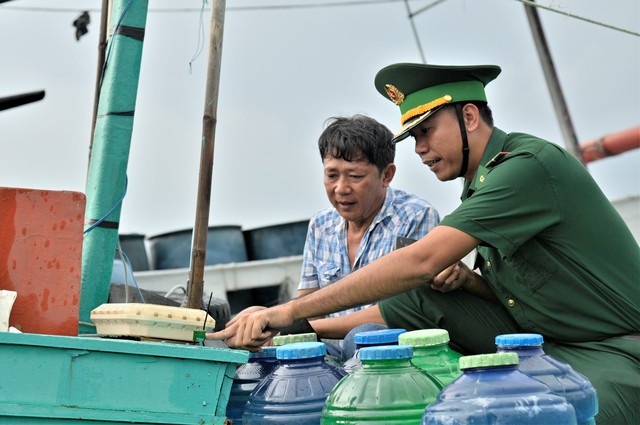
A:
[318,115,395,173]
[441,102,494,126]
[474,102,494,126]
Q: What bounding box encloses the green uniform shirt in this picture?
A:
[440,128,640,342]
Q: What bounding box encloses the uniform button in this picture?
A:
[486,261,492,268]
[507,299,516,307]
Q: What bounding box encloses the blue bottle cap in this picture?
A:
[354,328,407,345]
[276,341,326,360]
[359,344,413,361]
[495,333,544,347]
[249,346,278,359]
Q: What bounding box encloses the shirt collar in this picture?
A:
[374,186,395,226]
[462,127,507,200]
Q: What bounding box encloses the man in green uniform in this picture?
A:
[210,63,640,424]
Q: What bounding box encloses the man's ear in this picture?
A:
[383,163,396,186]
[462,103,480,132]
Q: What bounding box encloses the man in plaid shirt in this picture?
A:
[295,115,439,359]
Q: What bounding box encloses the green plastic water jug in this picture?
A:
[398,329,462,388]
[322,345,441,424]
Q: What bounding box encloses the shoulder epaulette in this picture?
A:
[485,151,511,169]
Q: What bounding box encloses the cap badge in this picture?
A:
[385,84,405,105]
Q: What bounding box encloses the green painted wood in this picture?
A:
[1,415,232,425]
[0,333,248,424]
[79,0,149,334]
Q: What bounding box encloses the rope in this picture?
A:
[409,0,448,18]
[1,0,410,13]
[404,0,427,63]
[99,0,134,90]
[83,176,128,234]
[116,239,147,304]
[4,1,638,37]
[515,0,640,37]
[188,0,208,73]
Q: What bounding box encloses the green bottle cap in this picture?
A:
[459,353,519,370]
[398,329,450,347]
[272,332,317,346]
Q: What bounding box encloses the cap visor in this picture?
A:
[391,105,444,144]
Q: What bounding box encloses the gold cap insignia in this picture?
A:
[385,84,405,106]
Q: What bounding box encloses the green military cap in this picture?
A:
[374,63,501,143]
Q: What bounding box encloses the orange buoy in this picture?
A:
[580,126,640,163]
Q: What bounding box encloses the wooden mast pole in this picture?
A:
[187,0,227,309]
[524,0,585,164]
[87,0,111,173]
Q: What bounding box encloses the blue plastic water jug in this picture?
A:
[226,346,279,425]
[422,353,577,425]
[496,333,598,425]
[322,345,441,424]
[342,328,406,374]
[242,341,346,425]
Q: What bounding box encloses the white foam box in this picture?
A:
[91,303,216,342]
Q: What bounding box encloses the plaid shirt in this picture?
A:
[299,187,439,317]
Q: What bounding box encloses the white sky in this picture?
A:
[1,0,639,237]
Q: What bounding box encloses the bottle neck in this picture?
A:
[463,364,519,374]
[413,342,449,353]
[248,357,278,364]
[361,358,413,369]
[279,356,325,366]
[497,345,545,357]
[356,341,398,349]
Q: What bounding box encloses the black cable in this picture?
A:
[1,0,409,14]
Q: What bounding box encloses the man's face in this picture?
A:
[323,155,390,227]
[410,107,463,182]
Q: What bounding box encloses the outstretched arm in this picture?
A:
[208,225,480,349]
[309,305,386,339]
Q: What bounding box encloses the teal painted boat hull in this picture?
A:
[0,332,248,424]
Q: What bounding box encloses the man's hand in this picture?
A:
[432,261,498,302]
[226,305,267,327]
[225,305,279,346]
[430,261,469,293]
[207,303,295,350]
